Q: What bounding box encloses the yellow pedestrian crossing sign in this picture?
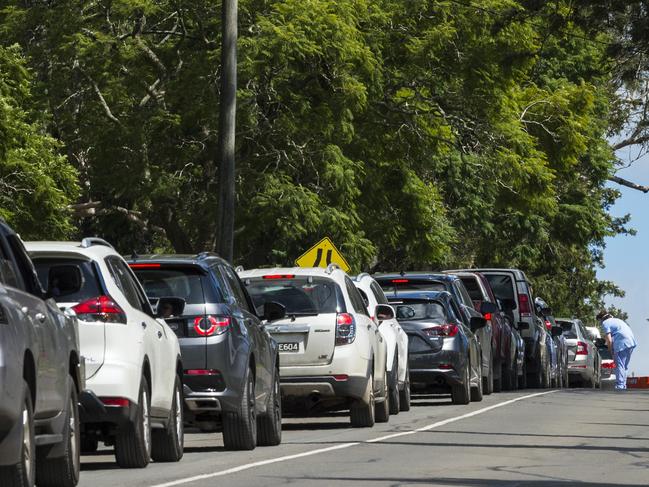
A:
[295,237,351,273]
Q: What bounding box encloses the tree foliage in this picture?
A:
[0,0,637,317]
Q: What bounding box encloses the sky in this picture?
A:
[597,152,649,376]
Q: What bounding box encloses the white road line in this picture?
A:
[151,390,557,487]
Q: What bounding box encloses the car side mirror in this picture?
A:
[480,301,499,315]
[263,301,286,322]
[470,316,487,331]
[499,298,516,312]
[375,304,395,322]
[551,326,563,337]
[517,322,529,330]
[156,297,186,318]
[47,264,82,299]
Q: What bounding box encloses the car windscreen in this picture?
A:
[378,279,447,295]
[244,277,339,315]
[556,320,578,339]
[132,266,210,304]
[484,274,515,303]
[389,299,447,322]
[32,257,102,303]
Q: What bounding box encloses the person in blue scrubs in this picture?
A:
[597,311,637,390]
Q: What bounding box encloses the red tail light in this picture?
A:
[332,374,349,381]
[263,274,295,279]
[128,263,161,269]
[602,361,616,369]
[576,341,588,355]
[335,313,356,345]
[193,316,230,336]
[185,369,220,376]
[483,313,492,322]
[518,294,531,317]
[544,320,552,331]
[422,324,459,338]
[72,295,126,324]
[391,279,409,283]
[101,397,130,407]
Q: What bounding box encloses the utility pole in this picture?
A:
[216,0,237,262]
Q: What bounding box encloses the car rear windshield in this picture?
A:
[133,266,214,304]
[556,320,578,339]
[390,299,447,322]
[32,257,103,304]
[378,279,447,294]
[484,274,515,303]
[244,277,339,315]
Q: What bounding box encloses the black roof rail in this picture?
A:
[80,237,114,249]
[196,251,219,260]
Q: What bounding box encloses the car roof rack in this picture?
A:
[354,272,371,281]
[197,251,219,260]
[325,263,341,274]
[234,265,244,273]
[80,237,114,249]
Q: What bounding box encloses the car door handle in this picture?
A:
[35,313,46,323]
[141,322,147,329]
[21,306,29,315]
[157,331,163,339]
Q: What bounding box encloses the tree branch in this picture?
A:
[608,175,649,193]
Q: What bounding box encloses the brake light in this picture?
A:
[193,316,230,336]
[483,313,492,322]
[391,279,409,283]
[335,313,356,345]
[185,369,220,376]
[438,363,453,369]
[128,263,161,269]
[332,374,349,381]
[422,324,459,338]
[518,294,531,317]
[101,397,130,407]
[602,362,616,369]
[263,274,295,279]
[72,296,126,324]
[576,341,588,355]
[545,320,552,331]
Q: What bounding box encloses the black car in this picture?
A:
[381,288,486,404]
[128,253,285,450]
[376,273,495,395]
[0,220,83,486]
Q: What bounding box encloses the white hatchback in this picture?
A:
[239,265,390,427]
[26,238,184,468]
[353,273,410,413]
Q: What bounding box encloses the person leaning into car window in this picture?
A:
[597,310,637,390]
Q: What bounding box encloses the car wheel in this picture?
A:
[0,381,35,487]
[350,372,375,428]
[502,356,514,391]
[257,367,282,446]
[115,376,151,468]
[151,375,184,462]
[471,360,484,402]
[492,359,502,393]
[399,366,411,412]
[36,380,80,487]
[375,372,390,423]
[541,359,551,389]
[483,358,494,395]
[223,366,257,450]
[527,351,543,388]
[388,357,400,415]
[518,360,527,389]
[451,360,471,405]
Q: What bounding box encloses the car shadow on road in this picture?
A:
[288,475,640,486]
[80,461,121,472]
[281,421,353,431]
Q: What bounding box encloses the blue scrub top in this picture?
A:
[602,318,637,353]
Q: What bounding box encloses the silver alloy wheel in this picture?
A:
[142,390,151,456]
[70,395,80,474]
[22,405,33,485]
[175,385,183,446]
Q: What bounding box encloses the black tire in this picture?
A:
[483,358,494,395]
[527,352,544,389]
[471,361,484,402]
[399,366,411,412]
[518,360,527,389]
[115,376,151,468]
[350,374,375,428]
[502,357,514,391]
[388,357,400,415]
[0,381,35,487]
[375,374,390,423]
[80,436,98,454]
[151,375,184,462]
[37,381,80,487]
[541,359,551,389]
[223,366,257,450]
[257,367,282,447]
[451,360,471,405]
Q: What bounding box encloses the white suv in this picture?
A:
[353,274,410,413]
[239,265,390,427]
[26,238,184,468]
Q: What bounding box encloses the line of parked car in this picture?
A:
[0,220,611,486]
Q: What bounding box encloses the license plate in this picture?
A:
[278,342,299,353]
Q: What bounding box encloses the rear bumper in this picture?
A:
[280,375,369,401]
[79,389,137,427]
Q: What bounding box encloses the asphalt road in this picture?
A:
[78,389,649,487]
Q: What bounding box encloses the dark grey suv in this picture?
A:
[0,221,83,487]
[128,253,284,450]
